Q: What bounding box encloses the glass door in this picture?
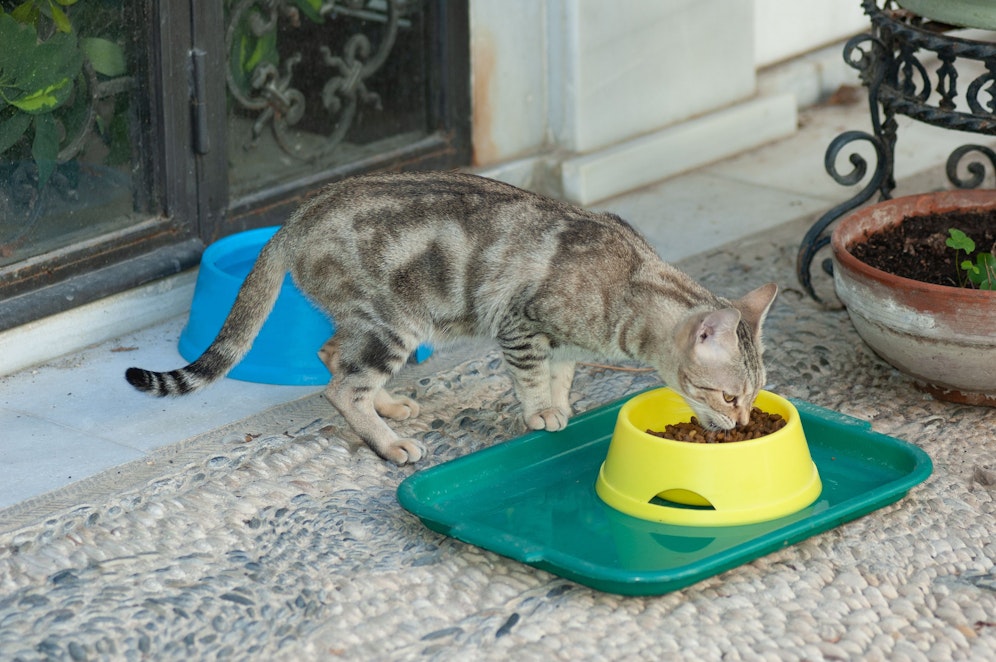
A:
[202,0,472,238]
[0,0,469,329]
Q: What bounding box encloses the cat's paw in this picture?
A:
[374,392,421,421]
[525,407,570,432]
[373,437,426,465]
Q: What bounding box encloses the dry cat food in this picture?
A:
[647,408,787,443]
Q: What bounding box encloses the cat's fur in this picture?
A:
[127,172,777,465]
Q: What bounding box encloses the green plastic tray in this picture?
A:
[397,392,933,596]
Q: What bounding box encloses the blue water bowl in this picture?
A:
[179,227,432,386]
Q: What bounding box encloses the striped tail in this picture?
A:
[125,237,288,397]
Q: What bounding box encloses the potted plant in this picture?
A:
[831,189,996,406]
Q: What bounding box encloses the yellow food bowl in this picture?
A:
[596,388,822,527]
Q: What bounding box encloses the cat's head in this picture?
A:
[672,283,778,430]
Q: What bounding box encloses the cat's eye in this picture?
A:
[723,393,737,404]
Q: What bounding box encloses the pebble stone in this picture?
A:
[0,225,993,660]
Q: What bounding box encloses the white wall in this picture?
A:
[549,0,756,154]
[469,0,870,201]
[469,0,765,164]
[468,1,548,165]
[754,0,869,68]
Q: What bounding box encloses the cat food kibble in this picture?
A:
[646,407,786,443]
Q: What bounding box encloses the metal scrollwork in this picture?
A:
[225,0,406,163]
[797,0,996,300]
[895,42,931,102]
[797,131,888,302]
[965,61,996,117]
[946,144,996,189]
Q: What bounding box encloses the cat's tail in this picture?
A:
[125,234,289,397]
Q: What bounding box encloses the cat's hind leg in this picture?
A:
[318,338,420,421]
[373,388,420,421]
[318,334,425,465]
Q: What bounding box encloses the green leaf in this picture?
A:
[961,259,980,276]
[10,0,39,25]
[30,30,82,82]
[945,228,975,253]
[242,30,277,74]
[81,37,126,76]
[293,0,325,24]
[969,252,996,288]
[48,1,71,33]
[53,0,79,6]
[0,13,37,79]
[0,111,32,155]
[9,76,72,112]
[1,28,81,112]
[31,111,58,187]
[229,12,278,95]
[103,97,131,165]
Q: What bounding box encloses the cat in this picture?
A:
[126,171,777,465]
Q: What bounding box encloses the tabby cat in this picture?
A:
[127,172,777,465]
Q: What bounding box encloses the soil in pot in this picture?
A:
[849,209,996,287]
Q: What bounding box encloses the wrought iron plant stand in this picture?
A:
[797,0,996,301]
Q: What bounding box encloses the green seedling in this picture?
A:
[946,228,996,290]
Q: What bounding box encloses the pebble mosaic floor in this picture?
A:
[0,218,992,660]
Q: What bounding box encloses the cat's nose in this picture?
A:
[736,408,750,427]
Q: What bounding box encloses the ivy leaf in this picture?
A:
[2,28,81,113]
[9,76,73,113]
[0,111,32,155]
[0,16,80,95]
[31,111,59,188]
[0,13,38,84]
[81,37,126,77]
[945,228,975,253]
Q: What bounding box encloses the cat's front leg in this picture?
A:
[499,333,569,432]
[549,359,576,419]
[319,337,421,421]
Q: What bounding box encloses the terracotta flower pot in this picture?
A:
[831,190,996,407]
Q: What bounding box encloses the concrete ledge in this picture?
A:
[757,41,863,109]
[0,271,197,378]
[560,93,798,205]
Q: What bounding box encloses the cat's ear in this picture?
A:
[732,283,777,335]
[690,308,742,361]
